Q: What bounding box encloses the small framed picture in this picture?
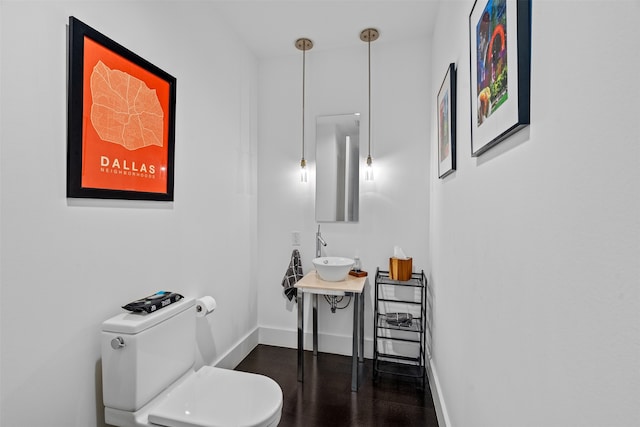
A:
[437,63,456,179]
[67,17,177,200]
[469,0,531,156]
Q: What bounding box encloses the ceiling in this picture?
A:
[212,0,442,59]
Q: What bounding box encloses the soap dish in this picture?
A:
[349,270,368,277]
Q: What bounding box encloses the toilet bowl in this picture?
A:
[105,366,282,427]
[101,297,283,427]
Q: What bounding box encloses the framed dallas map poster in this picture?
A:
[67,17,176,201]
[469,0,530,156]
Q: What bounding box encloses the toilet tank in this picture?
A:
[101,297,196,412]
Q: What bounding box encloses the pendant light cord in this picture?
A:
[360,28,377,174]
[302,47,306,161]
[296,38,312,175]
[367,36,371,160]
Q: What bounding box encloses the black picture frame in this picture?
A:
[437,63,457,178]
[67,17,177,201]
[469,0,531,156]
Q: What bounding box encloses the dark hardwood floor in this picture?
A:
[235,344,439,427]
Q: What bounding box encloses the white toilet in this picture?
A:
[101,297,283,427]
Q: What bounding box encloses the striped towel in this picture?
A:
[281,249,303,301]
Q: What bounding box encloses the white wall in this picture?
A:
[0,1,3,422]
[0,2,258,426]
[429,1,640,426]
[257,39,431,355]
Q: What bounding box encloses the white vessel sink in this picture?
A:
[312,257,354,282]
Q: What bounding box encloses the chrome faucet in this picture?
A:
[315,225,327,257]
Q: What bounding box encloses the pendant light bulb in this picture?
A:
[300,158,308,183]
[365,154,374,181]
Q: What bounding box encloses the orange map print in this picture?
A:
[90,60,164,151]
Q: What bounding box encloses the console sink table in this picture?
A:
[295,271,367,391]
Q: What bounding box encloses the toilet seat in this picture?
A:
[148,366,283,427]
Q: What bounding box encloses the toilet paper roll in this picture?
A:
[195,296,217,317]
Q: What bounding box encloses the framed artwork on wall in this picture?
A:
[67,17,177,201]
[437,63,457,178]
[469,0,531,156]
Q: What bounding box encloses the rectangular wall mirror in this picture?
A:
[315,113,360,222]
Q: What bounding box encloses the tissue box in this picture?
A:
[389,257,412,281]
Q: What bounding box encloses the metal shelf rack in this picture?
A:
[373,268,427,389]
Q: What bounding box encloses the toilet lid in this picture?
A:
[148,366,283,427]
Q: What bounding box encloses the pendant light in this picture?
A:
[296,37,313,183]
[360,28,379,181]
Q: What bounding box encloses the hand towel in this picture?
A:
[281,249,303,301]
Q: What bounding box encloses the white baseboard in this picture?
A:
[208,326,372,371]
[427,357,452,427]
[258,325,296,349]
[211,327,260,369]
[258,326,374,359]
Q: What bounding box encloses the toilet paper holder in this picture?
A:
[195,296,217,317]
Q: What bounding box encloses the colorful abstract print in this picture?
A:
[476,0,508,126]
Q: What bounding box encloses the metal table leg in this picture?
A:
[313,294,318,356]
[359,288,365,363]
[351,292,359,391]
[297,291,304,382]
